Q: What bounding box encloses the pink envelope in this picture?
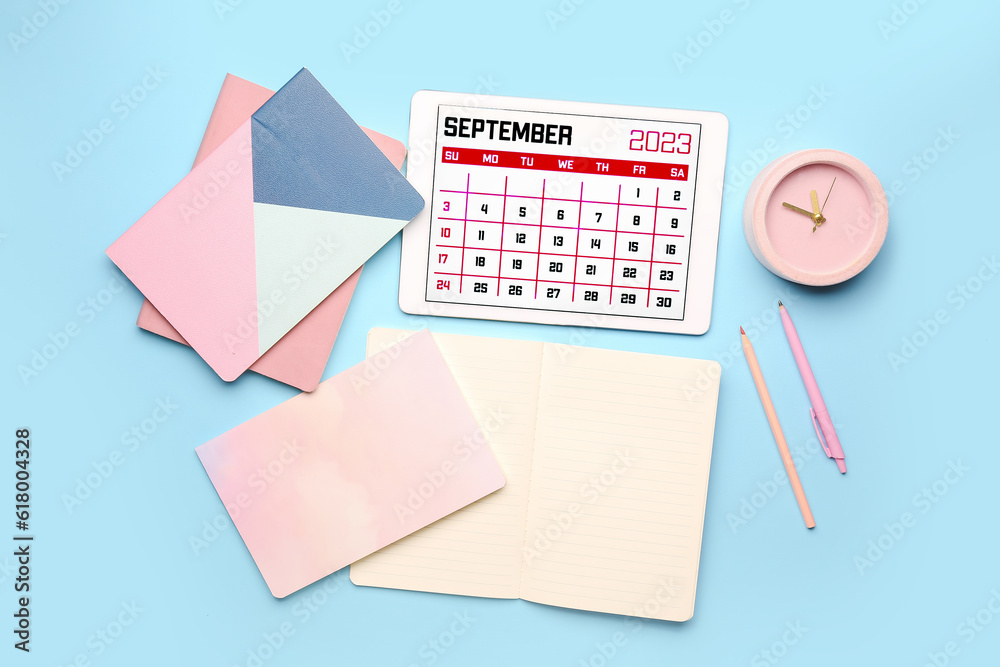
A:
[136,73,407,391]
[196,330,506,598]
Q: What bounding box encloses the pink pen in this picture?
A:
[778,302,847,473]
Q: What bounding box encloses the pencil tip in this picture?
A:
[778,300,783,308]
[739,326,746,335]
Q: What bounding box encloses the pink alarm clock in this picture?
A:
[743,149,888,286]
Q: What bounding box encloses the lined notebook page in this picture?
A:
[350,330,543,599]
[518,344,720,621]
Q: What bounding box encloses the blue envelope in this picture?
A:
[107,68,424,381]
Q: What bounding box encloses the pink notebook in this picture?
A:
[136,73,407,391]
[195,330,506,598]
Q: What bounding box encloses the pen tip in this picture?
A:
[778,300,783,308]
[739,326,746,335]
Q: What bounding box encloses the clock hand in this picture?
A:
[783,201,825,233]
[782,202,815,218]
[808,189,827,232]
[820,177,837,214]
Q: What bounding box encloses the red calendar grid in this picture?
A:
[432,166,692,308]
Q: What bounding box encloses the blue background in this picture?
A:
[2,1,999,665]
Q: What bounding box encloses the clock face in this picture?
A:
[763,163,876,275]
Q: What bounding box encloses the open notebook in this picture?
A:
[351,329,721,621]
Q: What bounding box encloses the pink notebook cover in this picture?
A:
[136,73,407,391]
[195,330,506,598]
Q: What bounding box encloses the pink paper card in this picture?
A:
[136,73,407,391]
[195,330,506,598]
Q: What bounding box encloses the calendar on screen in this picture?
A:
[399,92,728,334]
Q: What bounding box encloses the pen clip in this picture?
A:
[810,407,832,459]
